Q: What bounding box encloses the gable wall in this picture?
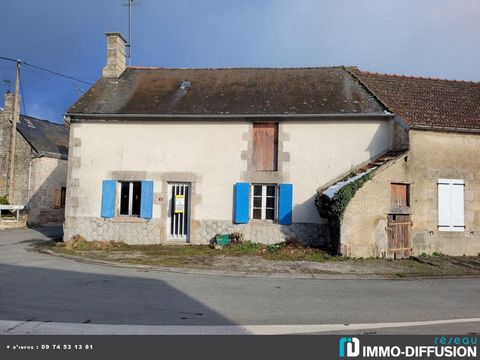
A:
[28,157,68,225]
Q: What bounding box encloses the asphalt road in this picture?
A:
[0,227,479,334]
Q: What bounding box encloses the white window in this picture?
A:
[438,179,465,232]
[251,184,276,220]
[119,181,141,216]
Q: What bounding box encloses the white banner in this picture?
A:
[0,205,25,210]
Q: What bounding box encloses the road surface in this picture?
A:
[0,227,479,334]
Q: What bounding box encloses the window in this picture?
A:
[54,187,66,208]
[438,179,465,232]
[391,183,410,208]
[252,123,278,171]
[252,184,276,220]
[119,181,141,216]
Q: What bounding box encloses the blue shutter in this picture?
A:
[235,182,250,224]
[140,181,154,220]
[101,180,116,218]
[278,184,293,225]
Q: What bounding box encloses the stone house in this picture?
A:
[0,92,69,226]
[63,32,397,245]
[64,32,479,257]
[319,69,480,257]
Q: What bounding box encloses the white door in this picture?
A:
[167,183,190,242]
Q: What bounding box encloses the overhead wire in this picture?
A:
[0,55,94,86]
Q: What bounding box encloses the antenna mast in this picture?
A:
[123,0,139,65]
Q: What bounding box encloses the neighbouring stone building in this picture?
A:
[63,32,397,245]
[0,92,69,226]
[319,70,480,257]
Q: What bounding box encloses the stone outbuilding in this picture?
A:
[318,69,480,258]
[0,92,69,226]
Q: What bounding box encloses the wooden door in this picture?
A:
[387,214,412,259]
[252,123,278,171]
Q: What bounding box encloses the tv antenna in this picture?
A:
[123,0,140,65]
[3,79,11,93]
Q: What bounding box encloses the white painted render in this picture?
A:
[282,120,390,223]
[68,119,390,224]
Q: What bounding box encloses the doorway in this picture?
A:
[167,183,190,242]
[387,214,412,259]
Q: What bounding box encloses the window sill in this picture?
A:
[438,226,465,233]
[111,216,148,223]
[389,207,412,215]
[250,219,277,225]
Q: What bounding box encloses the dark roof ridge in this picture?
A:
[350,67,479,84]
[126,65,348,71]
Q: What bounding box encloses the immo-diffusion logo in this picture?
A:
[339,337,360,358]
[338,336,478,358]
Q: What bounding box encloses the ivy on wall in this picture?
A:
[315,173,372,254]
[0,195,8,205]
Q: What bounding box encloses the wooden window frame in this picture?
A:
[118,181,142,217]
[250,184,277,221]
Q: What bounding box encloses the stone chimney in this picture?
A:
[1,93,17,123]
[102,32,127,78]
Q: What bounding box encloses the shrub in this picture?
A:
[0,195,8,205]
[315,172,372,255]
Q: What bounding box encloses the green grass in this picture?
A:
[55,236,338,264]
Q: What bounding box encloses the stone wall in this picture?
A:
[10,132,31,205]
[63,215,328,247]
[0,99,11,196]
[408,130,480,256]
[64,216,163,245]
[340,129,480,257]
[28,157,68,225]
[194,220,328,246]
[0,94,31,205]
[340,156,409,258]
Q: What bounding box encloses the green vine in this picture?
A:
[0,195,8,205]
[329,173,371,220]
[315,172,371,254]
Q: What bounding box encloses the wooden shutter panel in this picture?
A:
[54,189,62,208]
[391,183,408,207]
[140,181,154,220]
[438,181,451,227]
[101,180,116,218]
[451,183,465,227]
[438,179,465,231]
[278,184,293,225]
[252,123,278,171]
[234,183,250,224]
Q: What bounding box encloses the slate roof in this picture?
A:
[67,67,387,117]
[17,115,69,159]
[349,68,480,130]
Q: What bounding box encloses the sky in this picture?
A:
[1,0,479,123]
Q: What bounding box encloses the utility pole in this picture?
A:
[7,60,21,202]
